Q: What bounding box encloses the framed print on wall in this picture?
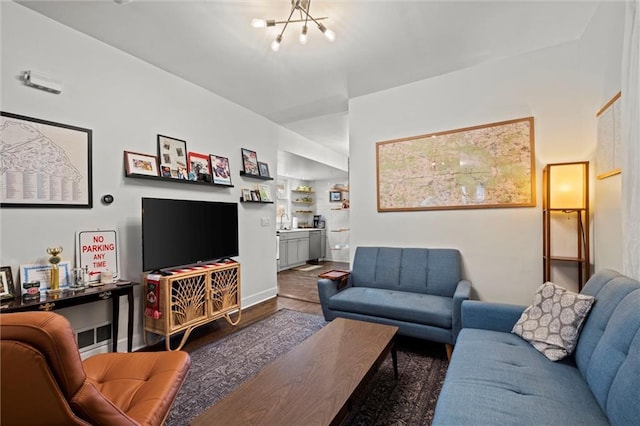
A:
[210,155,232,186]
[124,151,159,177]
[330,191,342,202]
[187,152,211,180]
[241,148,259,176]
[157,134,188,179]
[376,116,535,211]
[0,112,93,208]
[258,161,270,178]
[0,266,16,300]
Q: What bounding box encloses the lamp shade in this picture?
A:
[547,162,588,209]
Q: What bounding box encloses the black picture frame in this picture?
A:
[0,266,16,300]
[0,112,93,208]
[258,161,270,178]
[210,155,233,186]
[241,148,259,176]
[157,134,188,179]
[330,191,342,202]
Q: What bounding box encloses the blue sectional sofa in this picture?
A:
[433,269,640,425]
[317,247,471,345]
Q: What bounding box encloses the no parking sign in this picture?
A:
[76,230,120,282]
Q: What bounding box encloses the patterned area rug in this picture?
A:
[166,309,449,425]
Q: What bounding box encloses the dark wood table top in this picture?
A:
[0,281,137,312]
[191,318,398,426]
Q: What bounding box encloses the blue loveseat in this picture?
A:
[433,269,640,425]
[317,247,471,345]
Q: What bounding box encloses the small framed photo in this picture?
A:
[0,266,16,301]
[242,188,253,202]
[210,155,232,186]
[258,184,272,202]
[251,190,261,202]
[258,161,270,178]
[188,152,211,181]
[124,151,159,177]
[241,148,259,176]
[330,191,343,202]
[157,134,188,179]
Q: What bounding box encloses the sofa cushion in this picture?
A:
[512,282,595,361]
[327,287,452,329]
[350,247,461,297]
[433,328,609,425]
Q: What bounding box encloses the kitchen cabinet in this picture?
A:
[278,230,310,271]
[309,229,327,261]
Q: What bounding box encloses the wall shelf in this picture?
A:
[125,173,234,188]
[239,171,274,181]
[239,198,274,204]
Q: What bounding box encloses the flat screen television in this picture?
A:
[142,197,239,272]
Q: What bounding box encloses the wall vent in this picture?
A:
[75,322,112,351]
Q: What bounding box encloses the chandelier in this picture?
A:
[251,0,335,51]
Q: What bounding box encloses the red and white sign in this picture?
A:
[76,230,119,282]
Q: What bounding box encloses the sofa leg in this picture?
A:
[445,344,453,361]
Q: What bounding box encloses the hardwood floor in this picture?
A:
[144,263,348,353]
[277,260,349,304]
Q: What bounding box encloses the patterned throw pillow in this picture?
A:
[512,282,595,361]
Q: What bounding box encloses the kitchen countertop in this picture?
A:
[277,228,322,233]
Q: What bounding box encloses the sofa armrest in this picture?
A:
[317,277,352,320]
[452,280,472,341]
[461,300,526,333]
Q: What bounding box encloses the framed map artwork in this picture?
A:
[595,92,621,180]
[0,112,92,208]
[376,117,535,211]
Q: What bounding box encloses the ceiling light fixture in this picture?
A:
[252,0,335,52]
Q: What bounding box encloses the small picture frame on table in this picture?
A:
[0,266,16,301]
[158,134,188,179]
[187,152,211,181]
[258,161,270,178]
[330,191,342,202]
[241,148,259,176]
[124,151,159,177]
[210,155,232,186]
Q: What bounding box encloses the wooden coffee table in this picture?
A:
[191,317,398,426]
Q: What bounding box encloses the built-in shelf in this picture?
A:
[292,201,314,204]
[239,171,274,181]
[125,173,234,188]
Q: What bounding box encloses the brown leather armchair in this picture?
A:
[1,311,191,425]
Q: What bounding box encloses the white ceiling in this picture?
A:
[16,1,600,158]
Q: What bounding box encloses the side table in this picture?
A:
[318,269,350,289]
[0,281,138,352]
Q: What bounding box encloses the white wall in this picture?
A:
[577,2,626,274]
[348,3,625,304]
[0,2,309,353]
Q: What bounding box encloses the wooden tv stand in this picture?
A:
[143,261,241,351]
